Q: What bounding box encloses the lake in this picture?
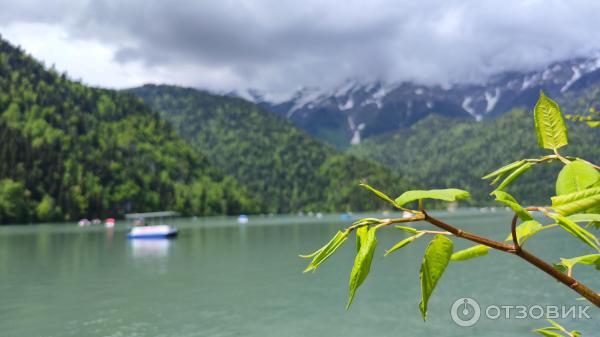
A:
[0,210,598,337]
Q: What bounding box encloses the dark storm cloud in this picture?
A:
[2,0,600,95]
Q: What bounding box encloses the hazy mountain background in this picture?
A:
[240,56,600,148]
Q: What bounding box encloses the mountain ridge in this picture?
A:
[235,55,600,147]
[128,84,413,214]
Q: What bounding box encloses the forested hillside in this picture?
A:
[348,108,600,206]
[130,85,412,213]
[0,37,256,224]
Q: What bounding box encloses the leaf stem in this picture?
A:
[510,213,521,252]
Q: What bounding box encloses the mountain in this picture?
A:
[347,108,600,206]
[0,36,257,224]
[129,84,412,214]
[245,56,600,147]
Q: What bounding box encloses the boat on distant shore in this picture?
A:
[125,211,179,239]
[237,215,249,224]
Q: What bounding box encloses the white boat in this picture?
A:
[125,211,179,239]
[78,219,91,227]
[127,225,178,239]
[237,215,249,224]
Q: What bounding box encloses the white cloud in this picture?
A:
[1,0,600,96]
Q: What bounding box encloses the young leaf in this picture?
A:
[492,191,533,221]
[482,160,526,180]
[532,328,564,337]
[551,187,600,215]
[359,183,399,208]
[347,227,377,309]
[533,91,568,150]
[556,159,600,195]
[384,232,425,256]
[395,189,470,207]
[419,235,453,321]
[558,254,600,270]
[451,244,489,261]
[567,213,600,223]
[493,162,533,192]
[301,230,349,273]
[395,225,419,234]
[355,226,368,252]
[533,319,578,337]
[552,215,600,252]
[504,220,543,245]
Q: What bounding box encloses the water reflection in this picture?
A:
[129,239,172,258]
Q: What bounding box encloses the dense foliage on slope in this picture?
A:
[130,85,411,213]
[348,109,600,206]
[0,37,256,224]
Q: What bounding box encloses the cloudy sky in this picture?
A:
[2,0,600,99]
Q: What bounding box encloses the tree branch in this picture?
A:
[422,211,600,308]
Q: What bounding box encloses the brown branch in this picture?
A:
[422,211,514,252]
[510,213,521,252]
[422,211,600,308]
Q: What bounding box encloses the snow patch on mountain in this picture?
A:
[288,88,327,117]
[484,88,500,112]
[339,97,354,110]
[462,96,476,117]
[561,66,582,92]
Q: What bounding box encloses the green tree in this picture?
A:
[0,178,30,223]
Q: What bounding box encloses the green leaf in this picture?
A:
[395,225,419,234]
[395,189,470,207]
[552,215,600,252]
[359,183,399,208]
[492,191,533,221]
[355,226,368,252]
[384,232,425,256]
[532,328,563,337]
[551,187,600,215]
[301,230,349,273]
[559,254,600,270]
[556,159,600,195]
[419,235,453,321]
[493,162,534,192]
[482,160,526,180]
[451,244,489,261]
[347,227,378,309]
[504,220,543,245]
[567,213,600,223]
[533,91,568,150]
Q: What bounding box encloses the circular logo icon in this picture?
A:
[451,297,481,327]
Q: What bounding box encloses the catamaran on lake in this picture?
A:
[125,211,179,239]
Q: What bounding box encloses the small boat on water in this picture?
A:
[125,211,179,239]
[127,225,178,239]
[78,219,91,227]
[237,215,249,224]
[105,218,115,228]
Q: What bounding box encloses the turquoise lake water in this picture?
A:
[0,210,598,336]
